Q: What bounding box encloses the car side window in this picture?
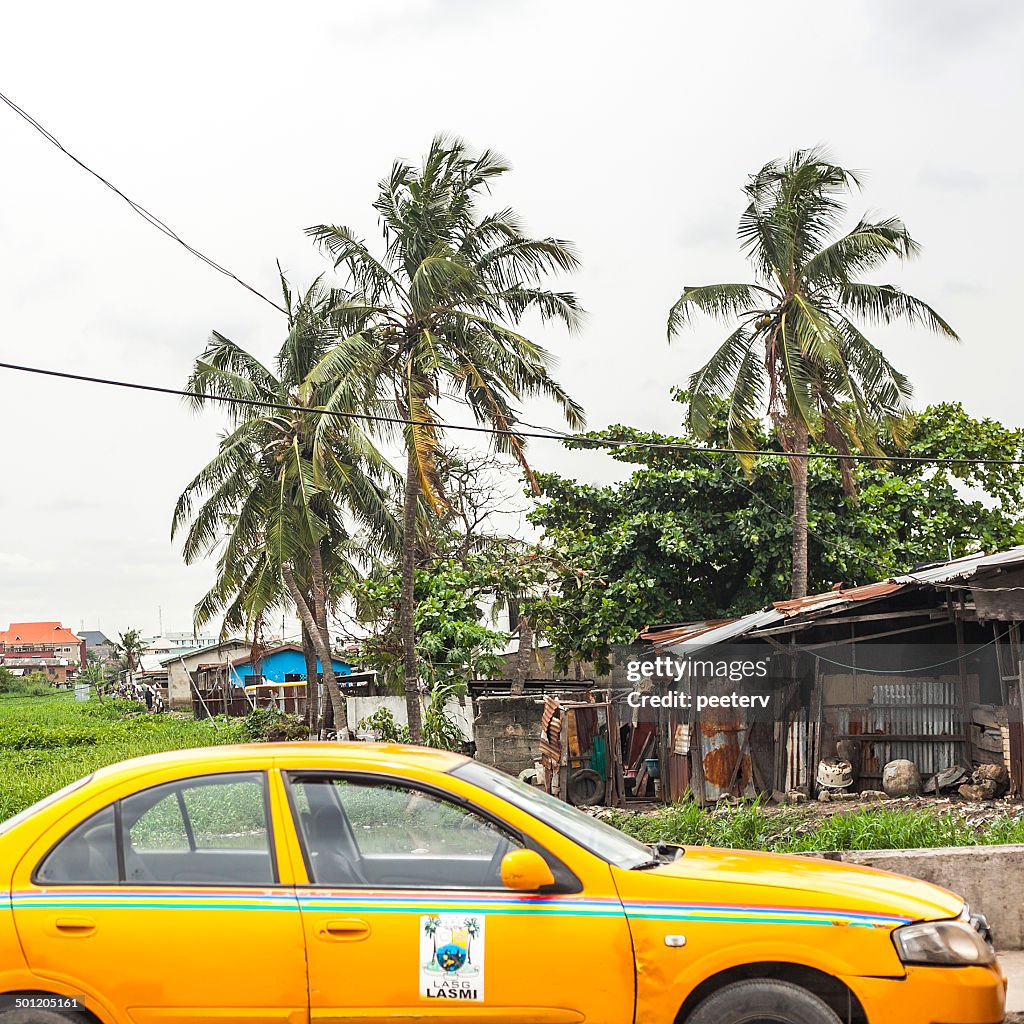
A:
[120,772,275,885]
[128,791,190,851]
[288,774,521,889]
[36,806,118,884]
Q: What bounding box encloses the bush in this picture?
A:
[0,669,54,697]
[81,699,146,721]
[241,707,307,742]
[0,723,101,750]
[358,706,410,743]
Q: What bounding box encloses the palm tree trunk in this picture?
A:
[301,622,318,738]
[788,419,810,600]
[310,544,349,738]
[283,564,345,738]
[401,447,424,744]
[510,614,532,696]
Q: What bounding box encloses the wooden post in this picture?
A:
[956,615,975,767]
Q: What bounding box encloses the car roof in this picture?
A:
[90,742,469,785]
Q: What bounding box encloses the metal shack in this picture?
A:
[639,547,1024,806]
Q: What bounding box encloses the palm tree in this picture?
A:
[423,915,440,957]
[306,136,584,741]
[173,276,399,736]
[668,148,957,598]
[463,917,480,965]
[80,660,108,700]
[111,628,145,690]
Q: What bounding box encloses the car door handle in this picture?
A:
[55,916,96,935]
[320,917,371,940]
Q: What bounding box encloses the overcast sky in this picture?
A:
[1,0,1021,638]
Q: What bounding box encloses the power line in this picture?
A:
[0,89,288,316]
[0,92,1004,615]
[3,359,1024,469]
[2,91,1020,469]
[813,628,1011,675]
[0,357,1007,588]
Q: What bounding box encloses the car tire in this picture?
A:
[687,978,843,1024]
[567,768,605,806]
[0,1010,83,1024]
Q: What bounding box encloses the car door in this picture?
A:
[284,769,634,1024]
[12,769,307,1024]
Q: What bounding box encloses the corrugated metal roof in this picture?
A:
[772,580,904,616]
[645,545,1024,654]
[892,546,1024,584]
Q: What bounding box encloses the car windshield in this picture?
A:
[452,761,653,869]
[0,773,94,836]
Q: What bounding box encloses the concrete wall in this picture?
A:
[347,695,475,742]
[811,845,1024,950]
[473,694,548,777]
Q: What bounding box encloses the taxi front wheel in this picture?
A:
[687,978,842,1024]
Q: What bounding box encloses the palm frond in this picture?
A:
[837,282,959,338]
[668,283,776,336]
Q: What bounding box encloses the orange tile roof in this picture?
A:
[0,621,83,645]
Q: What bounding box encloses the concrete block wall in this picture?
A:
[473,695,548,777]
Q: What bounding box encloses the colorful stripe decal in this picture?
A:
[9,888,910,928]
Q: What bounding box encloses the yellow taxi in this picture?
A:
[0,743,1006,1024]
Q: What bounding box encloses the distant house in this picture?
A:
[0,622,86,681]
[227,644,351,688]
[80,630,111,649]
[80,630,116,666]
[159,638,251,708]
[143,632,220,658]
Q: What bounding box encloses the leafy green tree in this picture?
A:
[173,276,400,737]
[530,401,1024,670]
[307,136,584,741]
[353,552,509,695]
[668,148,957,599]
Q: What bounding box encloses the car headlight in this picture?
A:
[892,919,996,967]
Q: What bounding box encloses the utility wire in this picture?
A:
[0,360,982,589]
[3,359,1024,468]
[2,91,1021,467]
[0,89,288,316]
[2,90,1008,610]
[812,628,1011,675]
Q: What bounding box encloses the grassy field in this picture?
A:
[0,691,247,821]
[606,798,1024,852]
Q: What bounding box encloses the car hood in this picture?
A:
[614,846,963,924]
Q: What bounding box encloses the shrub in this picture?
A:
[0,723,101,750]
[0,670,54,697]
[358,706,410,743]
[241,707,307,742]
[81,699,146,721]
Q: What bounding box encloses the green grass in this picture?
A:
[0,692,248,821]
[606,799,1024,853]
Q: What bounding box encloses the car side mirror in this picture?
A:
[500,848,555,891]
